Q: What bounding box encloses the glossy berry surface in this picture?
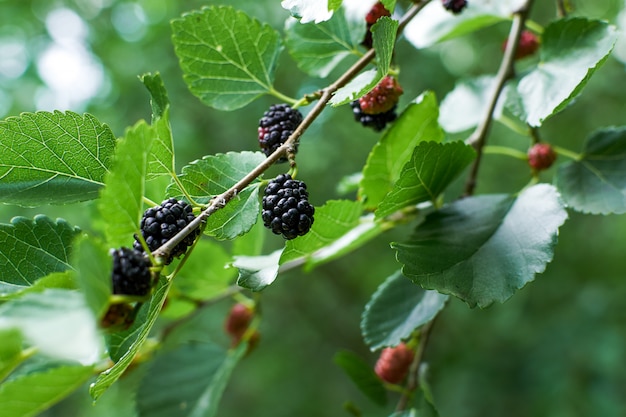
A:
[374,342,415,384]
[262,174,315,240]
[528,143,557,171]
[111,247,152,296]
[351,100,397,131]
[134,198,199,265]
[258,104,303,162]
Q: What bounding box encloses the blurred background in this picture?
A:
[1,0,626,416]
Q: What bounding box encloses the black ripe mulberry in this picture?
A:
[111,247,152,296]
[258,104,303,162]
[262,174,315,240]
[442,0,468,14]
[134,198,199,264]
[351,101,398,131]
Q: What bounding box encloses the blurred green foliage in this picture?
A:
[1,0,625,416]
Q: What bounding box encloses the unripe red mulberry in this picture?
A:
[359,75,403,115]
[528,143,557,171]
[503,30,540,59]
[225,303,254,342]
[362,2,391,48]
[374,343,415,384]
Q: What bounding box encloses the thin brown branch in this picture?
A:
[463,0,536,196]
[151,1,430,262]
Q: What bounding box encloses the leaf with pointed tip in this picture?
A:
[506,18,617,127]
[362,271,448,351]
[0,111,116,205]
[281,0,334,23]
[140,73,175,178]
[334,350,387,406]
[234,249,282,292]
[376,141,476,218]
[0,216,80,293]
[393,184,568,308]
[330,17,397,106]
[280,200,363,264]
[0,364,94,417]
[74,236,112,318]
[360,92,444,209]
[285,7,364,78]
[91,275,171,400]
[167,151,266,240]
[172,6,283,111]
[555,127,626,214]
[98,121,155,249]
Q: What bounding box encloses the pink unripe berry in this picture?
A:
[528,143,557,171]
[503,30,540,60]
[359,76,403,115]
[225,303,254,342]
[374,342,415,384]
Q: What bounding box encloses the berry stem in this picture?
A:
[150,1,430,262]
[268,87,298,106]
[483,145,528,161]
[525,19,544,35]
[497,114,529,136]
[552,145,582,161]
[464,0,536,196]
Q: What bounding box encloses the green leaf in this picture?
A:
[172,6,283,111]
[404,0,513,49]
[507,18,617,127]
[360,92,444,210]
[281,0,334,23]
[439,75,503,133]
[334,350,387,406]
[140,73,175,178]
[0,328,24,381]
[174,239,235,300]
[0,111,116,205]
[280,200,363,264]
[234,249,282,292]
[328,0,342,12]
[0,364,94,417]
[91,275,171,400]
[74,236,112,318]
[392,184,568,308]
[376,141,476,218]
[554,127,626,214]
[285,7,363,78]
[0,216,80,293]
[330,17,397,106]
[168,152,266,240]
[137,343,247,417]
[98,121,155,248]
[361,271,448,351]
[231,213,266,257]
[0,289,102,363]
[0,272,76,301]
[381,0,396,13]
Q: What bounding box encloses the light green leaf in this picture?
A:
[330,17,397,106]
[280,200,362,264]
[555,127,626,214]
[0,216,80,293]
[360,92,444,210]
[0,289,102,364]
[0,328,24,381]
[0,364,94,417]
[168,152,266,240]
[361,271,448,351]
[98,121,155,249]
[74,236,112,318]
[507,18,617,127]
[334,350,387,406]
[281,0,334,23]
[0,111,115,205]
[285,7,363,78]
[140,73,175,178]
[91,275,171,400]
[381,0,396,13]
[0,272,76,301]
[234,249,282,292]
[404,0,514,49]
[392,184,568,308]
[376,141,476,218]
[231,213,266,257]
[172,6,283,111]
[328,0,342,12]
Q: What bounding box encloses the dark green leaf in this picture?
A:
[0,364,94,417]
[234,249,282,292]
[98,121,155,248]
[360,92,444,209]
[361,271,448,351]
[330,17,398,106]
[172,6,283,110]
[376,141,476,218]
[0,111,116,205]
[285,7,363,78]
[140,72,169,120]
[0,216,80,293]
[282,0,334,23]
[204,184,261,240]
[392,184,568,308]
[507,18,617,127]
[334,350,387,406]
[74,236,112,318]
[555,127,626,214]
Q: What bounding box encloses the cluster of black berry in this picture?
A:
[262,174,315,240]
[351,75,403,131]
[258,104,303,162]
[442,0,468,14]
